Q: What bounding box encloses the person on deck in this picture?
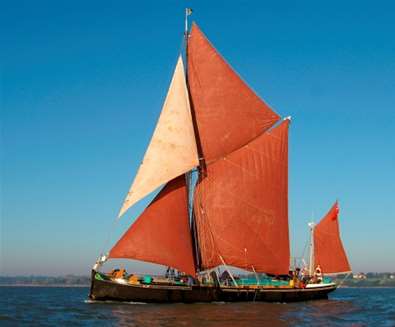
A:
[114,268,126,279]
[301,267,309,283]
[314,264,323,283]
[187,276,194,286]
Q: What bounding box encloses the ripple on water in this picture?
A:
[0,287,394,326]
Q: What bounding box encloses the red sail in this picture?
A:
[109,176,196,276]
[194,120,290,275]
[314,202,351,274]
[187,23,280,162]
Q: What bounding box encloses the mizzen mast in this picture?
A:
[308,221,315,276]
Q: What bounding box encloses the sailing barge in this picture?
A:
[89,12,351,303]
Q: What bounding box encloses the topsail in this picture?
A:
[187,23,280,162]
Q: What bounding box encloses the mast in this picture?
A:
[185,8,192,39]
[183,7,192,217]
[184,8,202,273]
[308,222,315,276]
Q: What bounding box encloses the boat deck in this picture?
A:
[89,271,337,303]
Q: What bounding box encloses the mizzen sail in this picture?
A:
[314,202,351,274]
[118,56,199,217]
[194,120,290,275]
[109,175,196,276]
[187,23,280,162]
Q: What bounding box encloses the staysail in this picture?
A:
[187,23,280,162]
[194,120,290,275]
[314,202,351,274]
[109,175,196,276]
[118,56,199,217]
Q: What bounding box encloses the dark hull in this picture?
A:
[89,271,337,303]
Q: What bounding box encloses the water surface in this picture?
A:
[1,287,394,326]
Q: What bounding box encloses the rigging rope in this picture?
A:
[99,217,118,258]
[337,272,352,288]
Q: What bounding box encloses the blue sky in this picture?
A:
[1,0,394,275]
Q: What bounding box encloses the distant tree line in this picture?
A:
[0,275,90,286]
[333,273,395,287]
[0,272,394,287]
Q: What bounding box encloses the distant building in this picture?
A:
[353,273,367,280]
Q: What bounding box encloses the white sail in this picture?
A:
[118,56,199,217]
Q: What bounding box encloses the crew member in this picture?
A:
[314,264,323,283]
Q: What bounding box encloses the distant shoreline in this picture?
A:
[2,273,394,288]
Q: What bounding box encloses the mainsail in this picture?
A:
[187,23,280,162]
[109,175,196,276]
[314,202,351,274]
[118,56,199,217]
[188,23,290,275]
[194,120,290,275]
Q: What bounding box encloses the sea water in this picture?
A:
[1,287,394,326]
